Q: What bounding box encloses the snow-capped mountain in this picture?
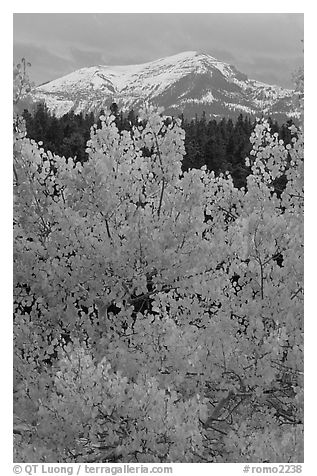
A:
[32,51,299,120]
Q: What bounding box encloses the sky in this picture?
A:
[13,13,304,89]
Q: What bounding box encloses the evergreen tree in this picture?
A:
[21,104,296,188]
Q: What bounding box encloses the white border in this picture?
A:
[2,4,312,474]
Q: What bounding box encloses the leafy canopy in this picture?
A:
[13,69,303,463]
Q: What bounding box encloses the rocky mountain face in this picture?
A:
[32,51,299,121]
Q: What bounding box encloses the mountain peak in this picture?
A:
[33,51,297,121]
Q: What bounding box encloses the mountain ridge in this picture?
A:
[32,51,299,121]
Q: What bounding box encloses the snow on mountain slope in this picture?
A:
[33,51,298,120]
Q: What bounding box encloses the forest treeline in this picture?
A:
[22,102,296,189]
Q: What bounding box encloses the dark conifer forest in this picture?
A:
[22,102,295,189]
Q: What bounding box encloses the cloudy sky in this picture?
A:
[13,13,303,88]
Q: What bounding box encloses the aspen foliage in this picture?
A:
[13,69,303,463]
